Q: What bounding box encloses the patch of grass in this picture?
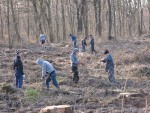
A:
[24,88,40,101]
[1,83,16,94]
[56,75,67,83]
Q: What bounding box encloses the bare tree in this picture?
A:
[61,0,66,40]
[7,0,11,48]
[107,0,112,40]
[10,0,21,42]
[0,5,4,39]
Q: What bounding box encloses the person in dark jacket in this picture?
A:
[101,50,118,84]
[81,37,87,52]
[13,50,24,88]
[89,34,96,54]
[70,34,77,48]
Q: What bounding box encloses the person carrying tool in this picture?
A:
[36,58,60,90]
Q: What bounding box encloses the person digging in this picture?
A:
[36,58,60,90]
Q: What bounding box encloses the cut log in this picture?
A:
[40,105,73,113]
[118,92,146,98]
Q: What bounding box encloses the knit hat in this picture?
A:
[104,49,109,54]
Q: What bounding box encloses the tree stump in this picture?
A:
[40,105,73,113]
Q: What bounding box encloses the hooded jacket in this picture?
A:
[70,48,79,66]
[36,59,55,77]
[40,34,46,41]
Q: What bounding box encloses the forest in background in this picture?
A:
[0,0,149,48]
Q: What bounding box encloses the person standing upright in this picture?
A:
[70,34,77,48]
[89,34,96,54]
[13,50,24,89]
[81,37,87,52]
[70,48,80,83]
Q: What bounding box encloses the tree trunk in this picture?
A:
[0,5,4,39]
[61,0,66,41]
[77,7,83,33]
[107,0,112,40]
[55,0,60,42]
[98,0,102,36]
[10,0,21,42]
[74,0,83,33]
[46,0,54,42]
[7,0,11,48]
[112,0,116,38]
[149,8,150,33]
[32,0,43,39]
[27,0,30,42]
[138,0,142,36]
[140,8,143,34]
[82,0,88,36]
[93,0,98,35]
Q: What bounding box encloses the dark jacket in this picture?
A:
[13,56,24,75]
[90,37,94,45]
[82,39,87,46]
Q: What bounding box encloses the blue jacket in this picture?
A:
[36,59,55,77]
[82,39,87,46]
[40,34,46,41]
[70,35,76,42]
[70,48,78,66]
[102,54,114,72]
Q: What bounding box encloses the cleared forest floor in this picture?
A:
[0,36,150,113]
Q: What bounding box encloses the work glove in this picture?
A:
[23,75,25,79]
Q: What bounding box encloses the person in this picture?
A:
[101,50,118,85]
[40,34,46,48]
[70,48,81,83]
[81,37,87,52]
[89,34,96,54]
[13,50,24,89]
[70,34,77,48]
[36,58,60,90]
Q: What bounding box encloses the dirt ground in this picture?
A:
[0,36,150,113]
